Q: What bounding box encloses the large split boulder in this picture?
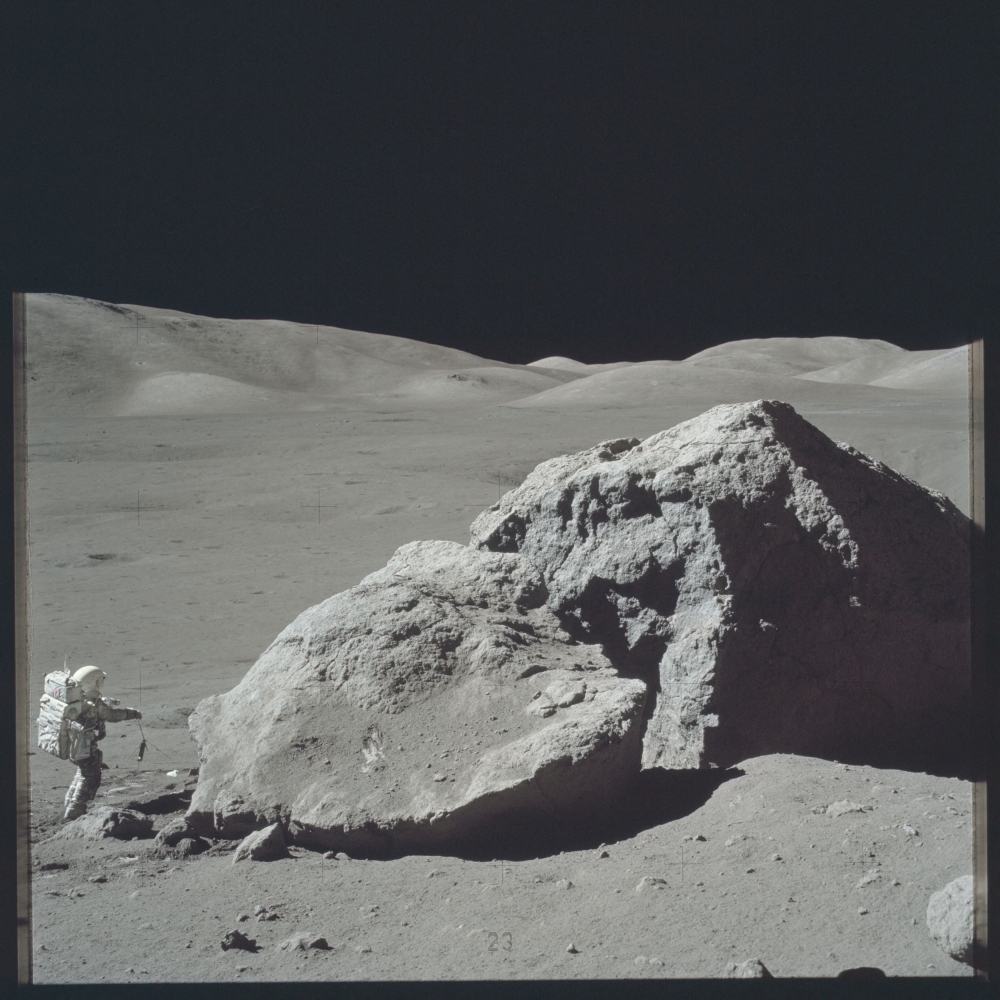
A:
[186,540,647,855]
[470,399,971,774]
[186,399,970,856]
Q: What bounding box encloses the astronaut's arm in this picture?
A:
[95,698,142,723]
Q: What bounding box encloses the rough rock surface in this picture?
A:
[232,822,290,863]
[927,875,974,965]
[52,807,154,841]
[187,540,647,853]
[470,399,971,774]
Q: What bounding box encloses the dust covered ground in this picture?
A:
[30,755,972,981]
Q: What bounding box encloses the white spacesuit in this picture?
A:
[62,666,142,822]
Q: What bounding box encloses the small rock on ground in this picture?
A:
[837,967,886,979]
[232,823,290,864]
[635,877,668,892]
[220,930,258,953]
[725,957,773,978]
[53,807,153,841]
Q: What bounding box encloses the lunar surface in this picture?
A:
[24,294,973,980]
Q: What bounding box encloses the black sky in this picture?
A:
[10,2,996,363]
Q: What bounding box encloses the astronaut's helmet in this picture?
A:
[71,665,106,696]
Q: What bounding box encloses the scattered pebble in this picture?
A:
[597,850,610,859]
[433,774,446,782]
[556,879,574,889]
[649,957,664,966]
[426,870,440,878]
[635,956,647,965]
[567,943,578,954]
[237,913,250,922]
[322,851,336,860]
[335,853,350,860]
[695,881,704,887]
[745,868,755,874]
[771,854,782,862]
[355,945,372,954]
[695,834,706,841]
[891,879,901,887]
[858,907,868,915]
[903,824,918,837]
[827,801,867,818]
[635,877,668,893]
[87,875,107,883]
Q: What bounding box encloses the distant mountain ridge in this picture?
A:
[25,295,967,419]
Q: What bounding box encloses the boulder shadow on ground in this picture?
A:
[442,766,745,862]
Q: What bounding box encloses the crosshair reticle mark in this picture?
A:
[302,489,337,524]
[118,491,165,526]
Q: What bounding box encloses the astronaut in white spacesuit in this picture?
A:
[63,666,142,822]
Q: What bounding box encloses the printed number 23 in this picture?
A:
[487,931,513,952]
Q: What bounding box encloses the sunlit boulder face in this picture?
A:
[470,400,971,776]
[186,541,647,855]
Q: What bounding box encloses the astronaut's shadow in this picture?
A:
[446,766,744,862]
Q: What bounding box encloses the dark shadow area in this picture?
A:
[556,557,684,680]
[296,766,743,862]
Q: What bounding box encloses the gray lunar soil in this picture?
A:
[24,294,974,980]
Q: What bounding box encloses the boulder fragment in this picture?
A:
[471,400,971,774]
[927,875,974,965]
[52,807,153,841]
[232,823,290,864]
[187,541,646,855]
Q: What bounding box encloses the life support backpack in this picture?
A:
[37,670,86,760]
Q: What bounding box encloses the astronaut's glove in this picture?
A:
[129,709,143,721]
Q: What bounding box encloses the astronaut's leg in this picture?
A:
[63,749,103,821]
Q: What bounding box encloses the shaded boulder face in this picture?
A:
[470,400,971,776]
[187,541,647,854]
